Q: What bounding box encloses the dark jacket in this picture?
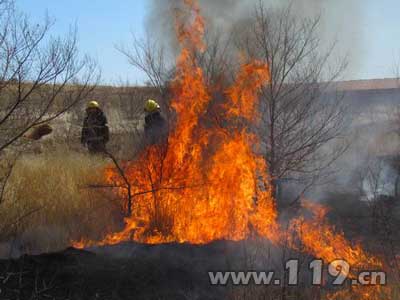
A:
[144,111,168,145]
[81,108,109,145]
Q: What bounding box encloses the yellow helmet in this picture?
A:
[144,99,160,112]
[87,100,100,109]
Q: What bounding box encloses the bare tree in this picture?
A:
[0,0,98,156]
[0,0,99,211]
[116,2,351,209]
[236,2,349,201]
[116,34,171,100]
[112,2,352,226]
[194,29,236,87]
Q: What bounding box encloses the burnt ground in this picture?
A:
[0,240,337,300]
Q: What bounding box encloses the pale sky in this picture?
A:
[17,0,400,85]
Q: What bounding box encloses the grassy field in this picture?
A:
[0,148,124,256]
[0,144,398,299]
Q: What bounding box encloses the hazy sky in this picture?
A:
[17,0,400,85]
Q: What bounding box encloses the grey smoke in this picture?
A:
[146,0,365,80]
[146,0,377,203]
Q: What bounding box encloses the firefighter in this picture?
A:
[144,99,167,145]
[81,101,109,154]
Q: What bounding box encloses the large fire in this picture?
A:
[75,0,277,246]
[74,0,392,298]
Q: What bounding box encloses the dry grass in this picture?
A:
[0,148,123,254]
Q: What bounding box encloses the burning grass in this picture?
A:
[0,0,395,298]
[70,1,398,298]
[73,0,277,248]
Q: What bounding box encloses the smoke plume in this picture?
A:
[146,0,365,79]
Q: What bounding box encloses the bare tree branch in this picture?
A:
[236,2,349,199]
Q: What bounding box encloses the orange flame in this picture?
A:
[73,0,276,246]
[226,60,270,120]
[73,1,393,298]
[290,200,381,269]
[290,200,390,299]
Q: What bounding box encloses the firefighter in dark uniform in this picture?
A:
[81,101,109,154]
[143,99,168,146]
